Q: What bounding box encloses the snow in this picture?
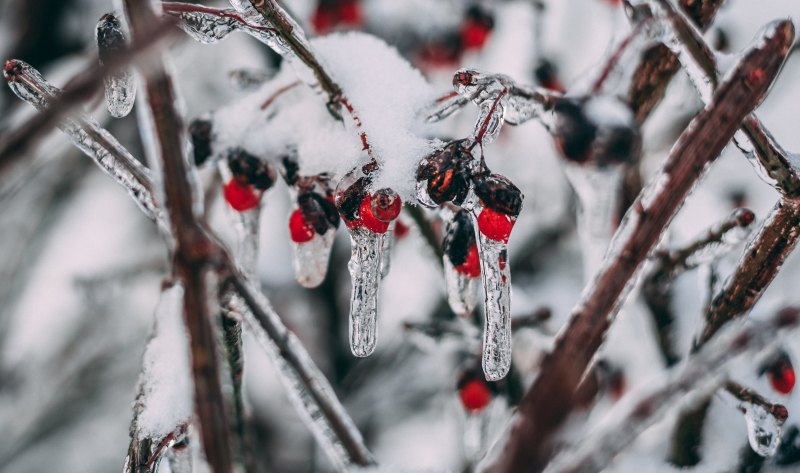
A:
[136,284,193,439]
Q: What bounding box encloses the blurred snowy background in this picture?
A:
[1,0,799,472]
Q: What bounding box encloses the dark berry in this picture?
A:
[359,194,390,234]
[455,244,481,278]
[417,140,472,205]
[298,192,339,235]
[370,188,402,222]
[534,59,565,93]
[444,209,476,266]
[553,98,596,163]
[189,119,213,166]
[477,207,515,243]
[473,173,523,217]
[289,209,315,243]
[460,6,494,50]
[224,179,260,212]
[335,176,369,223]
[227,148,276,191]
[280,154,300,186]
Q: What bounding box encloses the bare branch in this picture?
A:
[481,22,794,473]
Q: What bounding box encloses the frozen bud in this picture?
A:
[96,14,125,63]
[188,118,214,166]
[416,140,473,206]
[370,188,402,222]
[473,173,523,217]
[227,148,276,191]
[552,96,640,166]
[335,174,370,225]
[453,69,479,96]
[298,192,340,235]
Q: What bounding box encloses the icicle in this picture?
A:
[380,221,394,279]
[463,411,490,464]
[442,208,480,315]
[96,14,136,118]
[3,60,161,223]
[742,402,785,457]
[218,161,262,277]
[348,226,384,357]
[564,164,625,278]
[291,228,335,288]
[224,286,373,470]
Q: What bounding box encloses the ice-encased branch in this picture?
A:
[0,16,177,175]
[3,60,164,226]
[480,21,794,473]
[224,276,376,469]
[546,307,800,473]
[123,0,234,471]
[632,0,800,196]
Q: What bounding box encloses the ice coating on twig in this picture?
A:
[167,6,242,44]
[224,283,373,469]
[3,60,161,223]
[347,226,384,357]
[444,256,480,315]
[463,411,490,465]
[471,207,512,381]
[545,307,800,473]
[292,229,335,288]
[96,14,136,117]
[442,208,480,315]
[136,285,193,439]
[678,208,756,270]
[742,402,785,457]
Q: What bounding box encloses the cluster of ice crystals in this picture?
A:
[170,8,241,44]
[96,15,136,117]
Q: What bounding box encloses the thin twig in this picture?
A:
[481,23,793,473]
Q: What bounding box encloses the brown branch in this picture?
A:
[481,22,793,473]
[162,2,274,32]
[625,0,725,123]
[725,381,789,422]
[0,17,177,174]
[122,1,233,472]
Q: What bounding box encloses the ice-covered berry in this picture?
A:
[370,188,402,222]
[458,378,493,412]
[766,357,796,395]
[224,179,260,212]
[359,194,390,234]
[455,244,481,278]
[289,209,316,243]
[477,207,515,243]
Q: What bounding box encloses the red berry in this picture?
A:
[477,208,515,243]
[460,21,491,50]
[337,1,362,26]
[767,359,796,395]
[359,194,390,233]
[311,7,335,33]
[289,209,315,243]
[455,244,481,278]
[371,189,402,222]
[224,179,260,212]
[459,379,492,412]
[394,220,410,239]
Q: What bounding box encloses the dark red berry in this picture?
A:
[298,192,339,235]
[289,209,315,243]
[311,6,335,33]
[188,119,213,166]
[337,1,362,26]
[460,6,494,50]
[534,59,565,93]
[477,207,515,243]
[459,379,493,412]
[455,244,481,278]
[227,148,276,191]
[444,209,476,265]
[417,140,472,205]
[394,220,410,239]
[473,173,523,217]
[767,358,796,395]
[224,179,260,212]
[359,194,390,233]
[335,176,369,223]
[370,188,402,222]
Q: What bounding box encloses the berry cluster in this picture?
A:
[281,156,340,243]
[335,163,402,234]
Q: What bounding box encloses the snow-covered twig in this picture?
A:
[481,22,794,473]
[0,17,177,174]
[122,1,234,471]
[546,307,800,473]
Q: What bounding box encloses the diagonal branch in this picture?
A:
[480,21,794,473]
